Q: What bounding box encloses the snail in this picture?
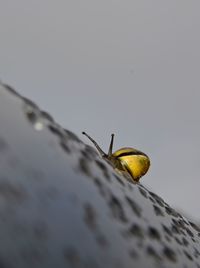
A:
[82,132,150,182]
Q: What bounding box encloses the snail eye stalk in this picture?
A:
[82,132,106,157]
[108,134,114,158]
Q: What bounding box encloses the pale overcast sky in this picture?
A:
[1,1,200,221]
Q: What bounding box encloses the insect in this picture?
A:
[82,132,150,182]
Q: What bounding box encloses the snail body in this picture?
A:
[82,132,150,182]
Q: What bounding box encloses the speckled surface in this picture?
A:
[0,82,200,268]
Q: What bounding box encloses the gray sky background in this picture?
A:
[1,1,200,221]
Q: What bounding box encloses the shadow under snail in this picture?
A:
[82,132,150,183]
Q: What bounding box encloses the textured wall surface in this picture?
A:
[0,82,200,268]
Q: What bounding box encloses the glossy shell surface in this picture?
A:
[113,147,150,180]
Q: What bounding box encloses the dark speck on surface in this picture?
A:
[186,227,194,238]
[162,224,172,237]
[40,111,54,122]
[64,129,82,143]
[112,174,125,186]
[129,248,139,259]
[95,160,111,181]
[64,248,81,267]
[165,206,180,218]
[60,140,71,153]
[138,186,148,198]
[125,196,142,218]
[79,158,91,177]
[93,177,107,197]
[109,195,128,223]
[153,205,164,216]
[25,109,38,124]
[84,203,97,231]
[163,246,177,262]
[182,237,189,247]
[0,180,27,203]
[82,145,98,159]
[146,245,161,261]
[189,222,200,232]
[183,250,193,261]
[171,222,182,235]
[96,233,109,248]
[22,97,39,109]
[128,224,144,239]
[148,196,156,204]
[172,218,187,230]
[48,125,64,139]
[148,226,161,240]
[193,247,200,258]
[149,191,165,207]
[175,237,183,245]
[83,203,109,249]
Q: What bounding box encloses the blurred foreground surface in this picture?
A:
[0,82,200,268]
